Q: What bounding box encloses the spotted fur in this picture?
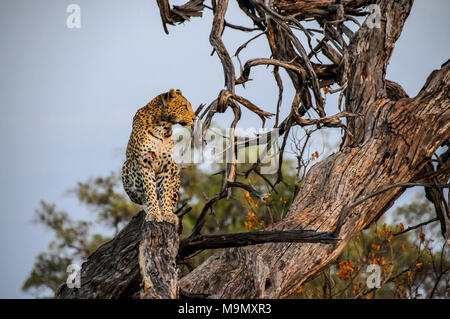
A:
[122,89,196,227]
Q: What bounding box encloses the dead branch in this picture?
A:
[179,229,339,258]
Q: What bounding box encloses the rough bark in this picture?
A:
[139,221,179,299]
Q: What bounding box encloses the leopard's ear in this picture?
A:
[168,88,177,100]
[161,89,176,107]
[175,89,182,95]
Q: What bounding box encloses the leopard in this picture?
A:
[122,89,196,228]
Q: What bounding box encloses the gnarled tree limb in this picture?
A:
[177,0,450,298]
[179,59,449,298]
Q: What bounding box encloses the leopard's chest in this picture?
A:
[140,135,174,173]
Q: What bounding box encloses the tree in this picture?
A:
[26,170,449,298]
[52,0,449,298]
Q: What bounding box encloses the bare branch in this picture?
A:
[156,0,205,34]
[179,229,339,258]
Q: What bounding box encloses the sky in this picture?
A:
[0,0,449,298]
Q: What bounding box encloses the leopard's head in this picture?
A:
[162,89,196,127]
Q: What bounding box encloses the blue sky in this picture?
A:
[0,0,448,298]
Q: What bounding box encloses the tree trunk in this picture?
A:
[139,221,179,299]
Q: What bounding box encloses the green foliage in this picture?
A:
[23,172,136,297]
[176,160,298,271]
[22,253,72,296]
[179,160,297,237]
[70,172,140,232]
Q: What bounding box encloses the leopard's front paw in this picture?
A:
[163,212,179,229]
[145,213,164,223]
[144,206,163,223]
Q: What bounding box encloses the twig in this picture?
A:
[334,183,450,236]
[393,217,439,237]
